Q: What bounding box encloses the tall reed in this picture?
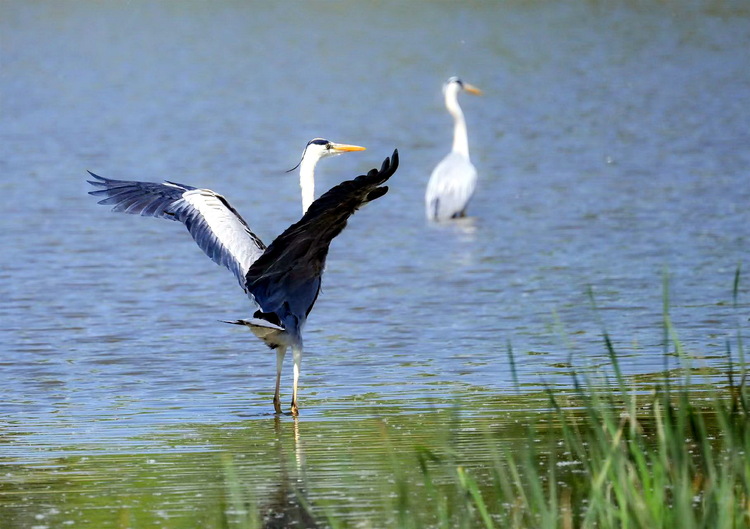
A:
[400,270,749,528]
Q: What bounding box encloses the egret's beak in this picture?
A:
[463,83,483,96]
[330,143,366,153]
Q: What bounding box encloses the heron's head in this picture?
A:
[444,77,483,97]
[288,138,366,172]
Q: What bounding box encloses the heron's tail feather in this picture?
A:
[221,318,289,349]
[221,318,284,331]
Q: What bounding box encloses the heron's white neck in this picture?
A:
[446,89,470,159]
[299,154,318,214]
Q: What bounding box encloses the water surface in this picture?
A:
[1,1,749,526]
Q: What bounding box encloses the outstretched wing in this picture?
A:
[245,149,399,333]
[87,172,266,292]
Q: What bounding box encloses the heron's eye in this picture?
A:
[325,143,332,150]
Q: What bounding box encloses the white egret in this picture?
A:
[425,76,482,221]
[88,146,399,416]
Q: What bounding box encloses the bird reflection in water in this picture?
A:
[257,417,318,528]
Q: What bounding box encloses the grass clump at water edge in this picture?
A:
[222,352,750,528]
[439,355,749,528]
[388,272,750,528]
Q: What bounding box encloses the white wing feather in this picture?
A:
[87,173,265,293]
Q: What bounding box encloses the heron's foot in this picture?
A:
[290,400,299,417]
[273,397,283,415]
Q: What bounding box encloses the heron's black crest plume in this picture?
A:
[286,137,331,173]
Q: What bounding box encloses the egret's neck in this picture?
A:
[299,155,318,215]
[446,91,470,159]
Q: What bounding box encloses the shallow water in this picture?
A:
[1,0,749,526]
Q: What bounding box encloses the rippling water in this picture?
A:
[1,0,749,525]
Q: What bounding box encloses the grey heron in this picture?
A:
[87,146,399,416]
[425,77,482,221]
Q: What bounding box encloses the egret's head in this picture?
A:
[444,77,483,97]
[288,138,366,172]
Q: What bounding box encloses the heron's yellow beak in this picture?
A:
[330,143,366,153]
[463,83,483,95]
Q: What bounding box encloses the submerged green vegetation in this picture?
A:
[221,352,749,529]
[379,360,749,528]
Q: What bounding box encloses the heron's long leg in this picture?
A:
[273,346,287,415]
[290,344,303,416]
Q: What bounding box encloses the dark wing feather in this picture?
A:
[244,150,399,332]
[87,171,266,292]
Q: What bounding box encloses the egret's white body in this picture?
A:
[425,77,482,221]
[88,141,395,417]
